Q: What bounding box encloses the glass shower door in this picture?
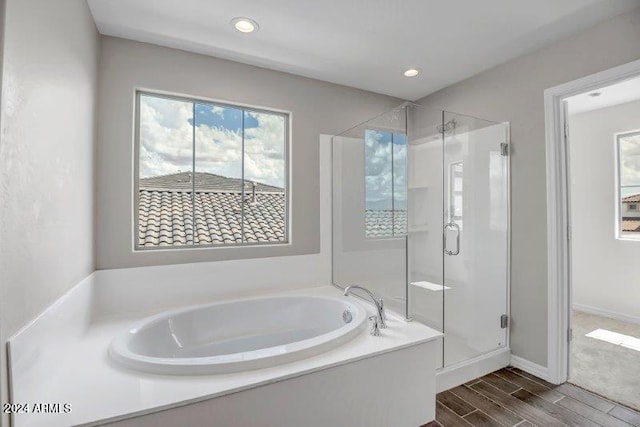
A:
[442,112,510,366]
[332,104,510,370]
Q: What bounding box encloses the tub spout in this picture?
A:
[343,285,386,329]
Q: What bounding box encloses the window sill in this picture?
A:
[616,236,640,242]
[133,241,292,253]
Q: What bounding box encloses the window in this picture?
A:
[617,131,640,239]
[448,161,463,229]
[135,92,289,249]
[364,129,407,238]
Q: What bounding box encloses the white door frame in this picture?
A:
[544,58,640,384]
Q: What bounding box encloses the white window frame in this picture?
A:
[133,90,291,251]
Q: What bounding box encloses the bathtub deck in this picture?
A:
[9,286,442,427]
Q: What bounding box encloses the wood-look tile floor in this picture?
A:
[424,367,640,427]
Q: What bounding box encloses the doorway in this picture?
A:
[545,60,640,411]
[564,79,640,410]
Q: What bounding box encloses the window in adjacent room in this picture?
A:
[135,92,289,249]
[617,130,640,239]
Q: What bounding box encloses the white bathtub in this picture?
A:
[109,295,367,375]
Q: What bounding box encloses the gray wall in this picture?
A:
[96,37,401,269]
[569,100,640,321]
[0,0,5,419]
[0,0,99,421]
[418,8,640,366]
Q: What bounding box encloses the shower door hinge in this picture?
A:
[568,328,573,342]
[500,143,509,156]
[500,314,509,329]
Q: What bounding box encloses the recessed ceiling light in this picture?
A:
[404,68,420,77]
[588,91,602,97]
[231,17,259,34]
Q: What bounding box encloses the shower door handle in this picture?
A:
[444,222,460,255]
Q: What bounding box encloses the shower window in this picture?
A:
[448,162,463,229]
[364,129,407,238]
[617,130,640,239]
[135,91,289,249]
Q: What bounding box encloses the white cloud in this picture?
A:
[210,106,225,118]
[365,130,407,209]
[139,97,286,188]
[194,124,243,179]
[139,97,193,178]
[620,133,640,188]
[243,112,286,187]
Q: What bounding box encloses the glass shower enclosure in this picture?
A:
[332,103,510,369]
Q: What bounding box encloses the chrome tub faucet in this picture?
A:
[343,285,386,331]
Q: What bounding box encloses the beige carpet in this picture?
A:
[570,310,640,411]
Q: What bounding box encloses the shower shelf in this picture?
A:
[411,281,451,292]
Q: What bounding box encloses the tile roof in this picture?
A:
[621,193,640,233]
[138,173,285,248]
[622,218,640,232]
[138,173,410,246]
[365,210,407,237]
[140,172,283,193]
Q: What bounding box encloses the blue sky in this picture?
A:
[620,133,640,198]
[139,95,410,205]
[193,104,258,131]
[139,95,286,188]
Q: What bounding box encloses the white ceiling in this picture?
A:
[87,0,640,100]
[567,76,640,114]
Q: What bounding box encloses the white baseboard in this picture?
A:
[510,355,551,382]
[573,303,640,326]
[437,348,511,392]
